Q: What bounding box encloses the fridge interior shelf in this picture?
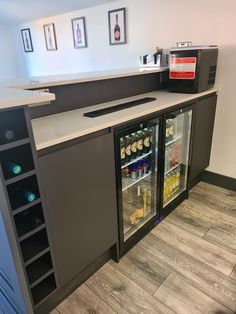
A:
[165,135,182,146]
[121,151,152,169]
[122,171,152,191]
[164,163,180,176]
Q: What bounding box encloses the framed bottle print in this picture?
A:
[108,7,126,45]
[21,28,33,52]
[43,23,57,51]
[71,17,87,48]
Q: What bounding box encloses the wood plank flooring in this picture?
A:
[51,182,236,314]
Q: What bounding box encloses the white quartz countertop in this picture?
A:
[32,88,218,151]
[0,86,55,110]
[3,67,168,90]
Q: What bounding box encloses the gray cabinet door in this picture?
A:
[38,132,118,287]
[189,94,217,187]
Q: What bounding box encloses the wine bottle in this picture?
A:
[135,186,144,219]
[4,129,15,141]
[114,14,121,41]
[8,162,22,175]
[130,133,137,159]
[23,190,36,203]
[143,128,151,154]
[136,131,143,157]
[125,135,132,162]
[16,186,36,203]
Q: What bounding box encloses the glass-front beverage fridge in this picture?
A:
[162,106,193,209]
[115,118,160,254]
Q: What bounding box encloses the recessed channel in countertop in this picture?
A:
[32,88,218,151]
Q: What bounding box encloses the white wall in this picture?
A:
[0,22,19,79]
[16,0,236,178]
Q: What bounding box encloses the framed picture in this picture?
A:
[71,17,87,48]
[21,28,33,52]
[108,7,126,45]
[43,23,57,51]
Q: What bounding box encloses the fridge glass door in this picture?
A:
[120,123,159,242]
[163,109,192,207]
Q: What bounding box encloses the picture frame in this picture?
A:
[43,23,57,51]
[108,7,126,45]
[71,17,88,49]
[21,28,33,53]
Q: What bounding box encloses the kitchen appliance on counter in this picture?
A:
[168,46,218,93]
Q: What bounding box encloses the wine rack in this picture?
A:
[0,108,57,308]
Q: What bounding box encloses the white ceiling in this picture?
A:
[0,0,119,24]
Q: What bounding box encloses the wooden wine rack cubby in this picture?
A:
[0,107,57,308]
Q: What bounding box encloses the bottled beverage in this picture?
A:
[125,135,132,162]
[16,187,36,203]
[7,162,22,175]
[124,167,130,178]
[169,119,174,141]
[135,186,144,219]
[143,128,151,154]
[165,147,170,172]
[166,120,170,143]
[137,160,143,177]
[120,138,126,166]
[130,133,137,159]
[136,131,143,156]
[131,163,138,179]
[4,129,15,141]
[163,180,167,202]
[143,158,148,175]
[23,190,36,202]
[176,169,180,191]
[114,14,121,41]
[165,175,171,201]
[143,188,147,216]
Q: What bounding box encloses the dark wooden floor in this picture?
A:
[51,182,236,314]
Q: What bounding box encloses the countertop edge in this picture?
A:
[8,67,169,90]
